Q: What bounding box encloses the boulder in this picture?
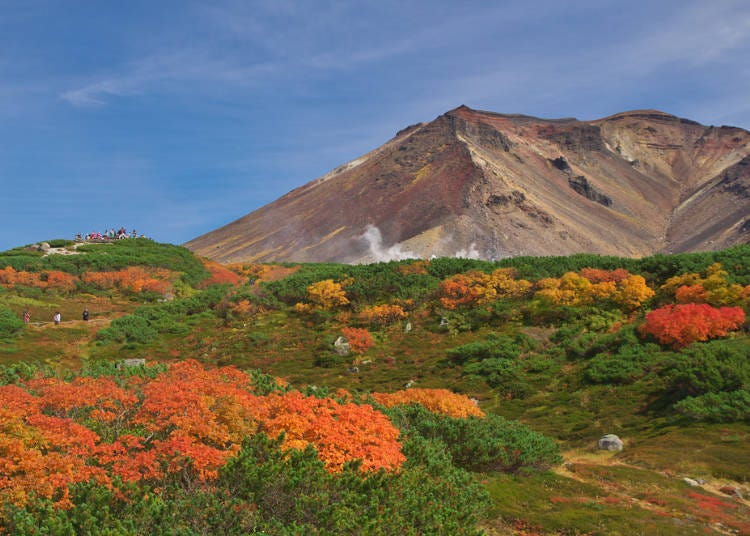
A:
[598,434,623,451]
[334,336,350,356]
[117,358,146,368]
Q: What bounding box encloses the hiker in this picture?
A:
[23,310,30,324]
[82,308,89,321]
[53,312,61,325]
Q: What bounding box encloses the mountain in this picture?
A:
[185,106,750,263]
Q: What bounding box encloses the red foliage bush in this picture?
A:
[578,268,630,283]
[340,327,374,354]
[199,260,243,288]
[639,303,745,349]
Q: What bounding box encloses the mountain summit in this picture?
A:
[185,106,750,263]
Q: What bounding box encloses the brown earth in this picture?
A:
[185,106,750,263]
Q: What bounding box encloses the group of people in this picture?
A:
[22,308,89,325]
[76,228,139,241]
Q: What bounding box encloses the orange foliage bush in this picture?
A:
[43,271,78,291]
[0,267,82,292]
[81,266,174,295]
[639,303,745,349]
[199,259,243,287]
[260,391,405,472]
[675,284,709,304]
[371,388,484,418]
[358,304,408,326]
[340,326,374,354]
[231,299,254,316]
[578,268,630,283]
[660,263,748,307]
[439,269,531,310]
[0,360,405,509]
[0,267,46,289]
[398,260,430,275]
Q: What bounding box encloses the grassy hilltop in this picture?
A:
[1,238,750,534]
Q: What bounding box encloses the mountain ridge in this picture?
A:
[185,106,750,263]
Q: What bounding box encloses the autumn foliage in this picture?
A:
[439,269,532,310]
[295,279,350,312]
[81,266,175,295]
[0,265,179,297]
[661,263,750,307]
[340,326,374,354]
[0,360,406,510]
[534,270,654,310]
[0,267,41,288]
[639,303,746,349]
[358,304,408,326]
[372,388,485,418]
[198,259,243,287]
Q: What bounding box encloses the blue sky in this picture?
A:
[2,0,750,251]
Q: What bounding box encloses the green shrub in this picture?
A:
[584,343,663,385]
[97,315,157,345]
[218,433,489,535]
[446,333,534,365]
[674,390,750,423]
[0,307,24,339]
[46,239,73,248]
[666,339,750,398]
[80,359,168,380]
[1,239,209,285]
[0,361,52,385]
[385,404,561,473]
[463,358,524,391]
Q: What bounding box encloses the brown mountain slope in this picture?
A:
[185,106,750,263]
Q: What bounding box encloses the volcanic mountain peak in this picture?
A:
[186,106,750,263]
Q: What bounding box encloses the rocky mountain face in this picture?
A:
[185,106,750,263]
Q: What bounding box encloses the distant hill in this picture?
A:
[185,106,750,263]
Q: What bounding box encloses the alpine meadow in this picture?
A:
[1,237,749,534]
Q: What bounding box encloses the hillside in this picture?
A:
[1,239,750,534]
[186,106,750,263]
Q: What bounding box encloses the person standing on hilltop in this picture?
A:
[82,308,89,321]
[23,310,30,324]
[53,312,61,325]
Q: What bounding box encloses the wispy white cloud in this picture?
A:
[60,36,289,106]
[58,0,563,108]
[396,0,750,123]
[612,1,750,73]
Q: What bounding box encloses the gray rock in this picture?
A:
[404,322,412,333]
[598,434,623,451]
[117,358,146,368]
[334,336,350,356]
[39,242,51,252]
[683,477,701,487]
